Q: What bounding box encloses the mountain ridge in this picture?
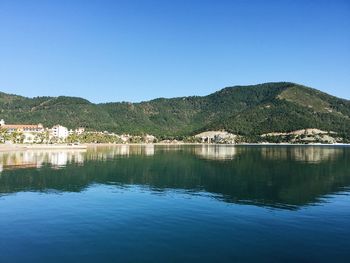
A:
[1,82,350,139]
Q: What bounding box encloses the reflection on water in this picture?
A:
[0,145,349,210]
[0,145,344,170]
[194,145,237,160]
[260,146,343,163]
[0,150,86,172]
[193,145,344,163]
[0,145,156,172]
[87,144,155,159]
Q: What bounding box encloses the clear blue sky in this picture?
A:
[0,0,349,103]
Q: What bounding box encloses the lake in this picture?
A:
[0,145,349,262]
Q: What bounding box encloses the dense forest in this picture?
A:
[1,82,350,139]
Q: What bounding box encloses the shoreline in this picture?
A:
[84,142,350,147]
[0,144,87,152]
[0,142,349,151]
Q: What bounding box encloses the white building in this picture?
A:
[75,127,85,135]
[51,125,69,139]
[195,131,237,144]
[69,127,85,136]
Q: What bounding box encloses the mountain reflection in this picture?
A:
[0,145,350,210]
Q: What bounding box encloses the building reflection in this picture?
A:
[193,145,344,162]
[194,145,237,160]
[260,146,343,163]
[0,150,86,172]
[86,145,155,160]
[0,145,157,172]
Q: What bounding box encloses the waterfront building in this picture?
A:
[0,119,44,133]
[51,125,69,139]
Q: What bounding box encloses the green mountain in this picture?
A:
[1,82,350,139]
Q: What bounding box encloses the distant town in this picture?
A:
[0,119,158,144]
[0,119,83,143]
[0,119,346,145]
[0,119,239,144]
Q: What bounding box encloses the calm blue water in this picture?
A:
[0,145,349,262]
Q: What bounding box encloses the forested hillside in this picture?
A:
[1,82,349,138]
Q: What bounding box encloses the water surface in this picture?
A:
[0,145,349,262]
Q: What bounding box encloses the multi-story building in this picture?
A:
[51,125,69,139]
[0,119,83,143]
[0,119,46,143]
[0,119,44,133]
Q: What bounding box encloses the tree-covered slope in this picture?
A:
[0,92,114,130]
[0,82,349,138]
